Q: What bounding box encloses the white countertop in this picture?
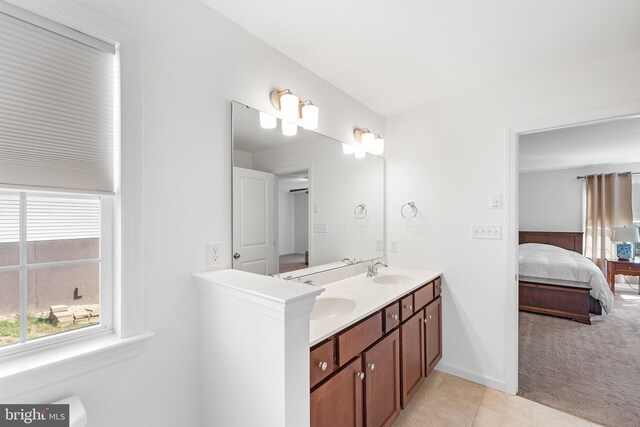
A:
[309,267,441,346]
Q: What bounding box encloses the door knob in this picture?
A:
[233,253,241,259]
[358,372,365,380]
[318,361,328,371]
[391,314,399,321]
[368,363,375,371]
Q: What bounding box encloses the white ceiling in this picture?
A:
[203,0,640,117]
[519,116,640,173]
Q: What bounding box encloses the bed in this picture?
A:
[518,231,614,324]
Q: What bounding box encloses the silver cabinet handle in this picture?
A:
[424,318,428,324]
[318,361,328,371]
[358,372,365,380]
[403,304,412,310]
[368,363,375,371]
[428,314,432,320]
[390,314,399,321]
[233,252,241,259]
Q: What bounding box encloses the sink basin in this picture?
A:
[372,274,414,285]
[310,297,357,321]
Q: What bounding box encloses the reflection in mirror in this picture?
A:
[232,101,384,276]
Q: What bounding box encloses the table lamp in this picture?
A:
[612,226,640,261]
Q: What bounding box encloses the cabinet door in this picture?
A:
[400,310,425,408]
[425,297,442,376]
[311,356,364,427]
[364,330,401,427]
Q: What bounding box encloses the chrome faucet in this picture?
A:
[367,261,388,277]
[341,257,356,265]
[303,279,317,286]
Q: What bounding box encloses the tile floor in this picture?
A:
[392,371,602,427]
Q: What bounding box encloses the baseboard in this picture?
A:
[436,362,508,393]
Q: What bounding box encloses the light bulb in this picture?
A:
[362,132,374,152]
[301,103,319,130]
[259,111,277,129]
[280,92,299,120]
[282,120,298,136]
[372,136,385,155]
[343,143,355,154]
[354,146,365,159]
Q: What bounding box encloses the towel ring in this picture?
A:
[401,202,418,220]
[354,203,367,219]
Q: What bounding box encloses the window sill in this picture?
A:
[0,330,154,400]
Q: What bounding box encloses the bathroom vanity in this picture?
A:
[307,268,441,427]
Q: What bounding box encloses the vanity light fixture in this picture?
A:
[259,111,277,129]
[342,143,356,154]
[301,100,319,130]
[372,134,385,155]
[282,120,298,136]
[270,89,320,134]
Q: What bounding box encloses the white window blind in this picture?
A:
[0,193,19,243]
[0,4,116,193]
[27,195,100,242]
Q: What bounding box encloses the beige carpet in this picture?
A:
[519,284,640,427]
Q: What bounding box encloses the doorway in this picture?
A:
[508,105,640,426]
[277,170,310,274]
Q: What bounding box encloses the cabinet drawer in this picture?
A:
[337,312,383,366]
[434,277,442,297]
[311,339,335,388]
[413,283,434,310]
[400,295,414,322]
[383,302,400,333]
[614,263,640,273]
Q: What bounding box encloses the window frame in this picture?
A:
[0,189,114,358]
[0,0,147,365]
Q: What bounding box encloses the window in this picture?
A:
[0,3,117,354]
[0,192,111,347]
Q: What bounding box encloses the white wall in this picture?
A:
[8,1,384,426]
[520,162,640,231]
[234,149,253,169]
[294,193,309,253]
[386,49,640,390]
[278,191,295,255]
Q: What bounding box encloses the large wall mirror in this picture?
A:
[231,101,384,276]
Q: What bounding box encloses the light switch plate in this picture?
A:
[390,240,399,253]
[471,225,502,240]
[491,193,503,209]
[314,223,328,233]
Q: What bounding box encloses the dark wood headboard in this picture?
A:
[519,231,584,255]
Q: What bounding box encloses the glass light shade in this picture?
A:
[259,111,277,129]
[612,226,640,243]
[372,136,385,155]
[301,103,319,130]
[343,143,355,154]
[354,146,366,159]
[282,120,298,136]
[280,92,299,120]
[361,132,374,152]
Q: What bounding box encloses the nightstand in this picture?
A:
[606,258,640,294]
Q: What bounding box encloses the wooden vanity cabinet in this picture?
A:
[364,330,401,427]
[310,276,442,427]
[425,296,442,376]
[311,356,364,427]
[400,310,424,408]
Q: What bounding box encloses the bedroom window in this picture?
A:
[0,3,117,355]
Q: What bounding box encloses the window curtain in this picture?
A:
[584,172,633,270]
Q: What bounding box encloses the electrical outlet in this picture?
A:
[390,240,399,253]
[207,241,222,266]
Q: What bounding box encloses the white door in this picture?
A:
[233,167,277,275]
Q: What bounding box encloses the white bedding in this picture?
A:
[519,243,614,313]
